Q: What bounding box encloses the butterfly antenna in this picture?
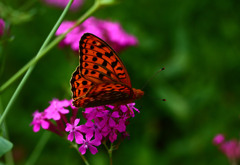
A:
[141,67,165,90]
[141,67,166,101]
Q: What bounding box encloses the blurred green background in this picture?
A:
[1,0,240,164]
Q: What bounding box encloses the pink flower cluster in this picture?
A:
[56,17,138,52]
[213,134,240,162]
[31,98,140,155]
[0,19,5,37]
[42,0,84,11]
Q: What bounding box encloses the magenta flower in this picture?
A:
[56,17,138,52]
[0,19,5,37]
[119,103,140,117]
[78,134,101,155]
[32,98,141,156]
[65,118,83,144]
[101,125,118,143]
[79,119,104,141]
[107,111,120,127]
[31,110,50,132]
[83,106,107,120]
[213,134,240,162]
[213,134,225,145]
[45,99,70,120]
[116,118,126,133]
[42,0,84,11]
[221,140,240,160]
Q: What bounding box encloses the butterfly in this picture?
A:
[70,33,144,108]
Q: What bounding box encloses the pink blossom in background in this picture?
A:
[213,134,225,145]
[213,134,240,162]
[43,0,84,11]
[221,140,240,160]
[56,17,138,52]
[0,19,5,37]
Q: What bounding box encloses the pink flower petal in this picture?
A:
[109,132,117,143]
[33,124,40,132]
[79,144,87,155]
[90,139,101,146]
[65,123,72,132]
[88,145,98,155]
[75,132,84,144]
[59,108,69,114]
[94,131,102,141]
[55,17,138,52]
[109,117,116,127]
[111,111,120,118]
[85,120,94,127]
[77,125,88,133]
[41,120,50,129]
[52,112,61,120]
[116,120,126,132]
[43,0,84,11]
[213,134,225,145]
[68,132,74,142]
[74,118,80,126]
[86,133,93,141]
[0,19,5,36]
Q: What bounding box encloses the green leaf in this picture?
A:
[0,136,13,157]
[0,162,5,165]
[0,2,34,25]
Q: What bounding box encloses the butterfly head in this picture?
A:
[133,88,144,100]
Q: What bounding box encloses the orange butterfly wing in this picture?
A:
[70,33,143,108]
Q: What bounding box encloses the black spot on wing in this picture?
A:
[82,81,87,85]
[99,73,104,79]
[102,60,107,67]
[92,57,97,61]
[107,71,111,76]
[111,60,118,68]
[84,70,89,75]
[105,52,113,58]
[96,52,102,58]
[93,65,99,69]
[116,67,123,70]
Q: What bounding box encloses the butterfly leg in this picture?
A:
[126,105,134,116]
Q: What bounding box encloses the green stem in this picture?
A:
[0,0,101,126]
[109,143,113,165]
[0,97,15,165]
[0,0,76,127]
[0,0,73,93]
[103,142,113,165]
[72,143,90,165]
[25,132,51,165]
[0,0,100,93]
